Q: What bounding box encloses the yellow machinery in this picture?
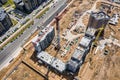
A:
[84,24,105,64]
[89,24,105,54]
[85,24,105,65]
[93,24,105,46]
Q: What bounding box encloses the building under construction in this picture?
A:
[37,51,66,73]
[32,25,55,52]
[66,37,93,73]
[32,11,110,75]
[66,11,110,73]
[87,11,110,29]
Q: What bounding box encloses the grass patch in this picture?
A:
[26,18,30,22]
[0,0,53,50]
[21,18,30,26]
[2,0,15,8]
[36,7,49,19]
[15,14,22,19]
[11,19,18,27]
[10,21,34,43]
[2,37,8,42]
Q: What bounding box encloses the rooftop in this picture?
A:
[37,51,66,73]
[72,48,85,61]
[32,26,54,45]
[113,0,120,3]
[0,7,7,21]
[52,58,66,73]
[37,51,54,65]
[109,14,119,25]
[79,36,92,48]
[67,59,79,73]
[92,12,109,20]
[19,2,24,6]
[13,0,22,4]
[85,28,96,37]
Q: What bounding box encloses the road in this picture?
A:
[0,0,67,70]
[0,0,51,42]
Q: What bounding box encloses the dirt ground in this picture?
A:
[1,0,120,80]
[55,0,94,34]
[7,63,44,80]
[105,20,120,40]
[78,1,120,80]
[78,44,120,80]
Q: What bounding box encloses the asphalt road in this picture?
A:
[0,0,67,70]
[0,0,51,41]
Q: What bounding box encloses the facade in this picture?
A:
[14,0,45,12]
[79,36,92,49]
[22,0,34,12]
[32,26,55,52]
[66,59,79,73]
[0,0,8,4]
[112,0,120,4]
[37,51,66,73]
[14,0,24,11]
[85,28,96,38]
[87,12,110,29]
[23,0,45,12]
[0,22,5,35]
[36,27,94,73]
[52,58,66,73]
[66,46,89,73]
[0,8,13,35]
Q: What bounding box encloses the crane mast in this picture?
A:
[55,14,61,51]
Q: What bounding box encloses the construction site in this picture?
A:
[0,0,120,80]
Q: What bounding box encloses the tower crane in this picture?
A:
[55,13,61,51]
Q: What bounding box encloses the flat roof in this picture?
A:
[79,36,92,48]
[92,12,109,20]
[72,48,85,61]
[113,0,120,3]
[37,51,66,73]
[67,59,79,72]
[52,58,66,72]
[32,26,54,45]
[37,51,54,65]
[13,0,22,4]
[85,28,96,37]
[0,7,7,21]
